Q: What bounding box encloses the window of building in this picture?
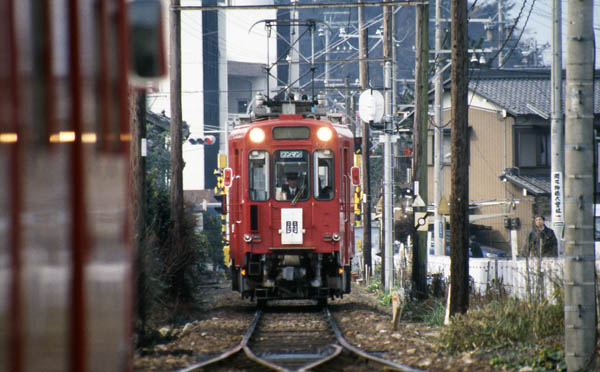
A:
[238,100,248,113]
[516,129,548,167]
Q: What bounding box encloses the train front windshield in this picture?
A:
[247,148,335,202]
[274,150,310,201]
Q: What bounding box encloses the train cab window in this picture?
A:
[314,149,334,200]
[249,150,269,201]
[273,150,310,202]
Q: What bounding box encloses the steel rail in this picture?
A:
[177,309,263,372]
[243,342,290,372]
[324,307,426,372]
[297,344,343,372]
[245,306,342,372]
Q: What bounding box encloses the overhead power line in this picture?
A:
[175,1,427,11]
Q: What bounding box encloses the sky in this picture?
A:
[199,0,600,67]
[224,0,276,63]
[515,0,600,66]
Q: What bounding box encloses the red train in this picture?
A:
[225,96,360,303]
[1,1,164,371]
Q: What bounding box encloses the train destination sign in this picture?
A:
[279,150,304,159]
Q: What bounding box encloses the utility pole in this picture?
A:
[448,0,469,316]
[432,0,444,256]
[170,0,184,241]
[382,0,393,291]
[412,2,429,298]
[289,2,299,90]
[550,0,564,255]
[497,0,504,67]
[133,92,147,244]
[324,15,330,85]
[564,0,596,369]
[359,0,372,279]
[344,76,354,135]
[392,7,400,178]
[391,6,397,121]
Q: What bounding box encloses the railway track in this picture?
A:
[179,302,424,372]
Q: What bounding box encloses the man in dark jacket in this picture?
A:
[281,173,307,201]
[527,215,558,257]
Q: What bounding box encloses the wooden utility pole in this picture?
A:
[448,0,469,316]
[564,0,596,369]
[170,0,184,240]
[412,2,428,298]
[359,0,372,279]
[132,92,147,242]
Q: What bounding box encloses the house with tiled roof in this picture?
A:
[428,69,600,255]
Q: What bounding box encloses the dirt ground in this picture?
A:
[132,282,563,372]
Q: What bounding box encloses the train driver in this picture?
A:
[281,173,306,200]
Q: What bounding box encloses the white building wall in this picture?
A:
[181,9,206,190]
[218,10,229,158]
[148,0,276,190]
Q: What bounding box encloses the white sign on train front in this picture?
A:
[281,208,303,244]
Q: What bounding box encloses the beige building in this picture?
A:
[427,69,600,255]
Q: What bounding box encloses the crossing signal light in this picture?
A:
[354,137,362,154]
[223,168,233,188]
[189,135,216,145]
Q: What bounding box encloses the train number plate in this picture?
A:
[281,208,303,244]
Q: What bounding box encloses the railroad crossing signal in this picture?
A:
[213,168,229,266]
[354,186,362,225]
[414,211,431,231]
[438,196,450,215]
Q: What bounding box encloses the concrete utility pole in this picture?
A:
[448,0,469,316]
[289,2,300,89]
[564,0,597,369]
[550,0,564,255]
[383,62,393,290]
[497,0,504,67]
[324,15,330,85]
[392,8,400,179]
[412,2,429,298]
[382,0,393,291]
[170,0,184,241]
[344,76,354,134]
[391,7,397,120]
[433,0,444,256]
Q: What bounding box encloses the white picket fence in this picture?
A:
[427,255,600,301]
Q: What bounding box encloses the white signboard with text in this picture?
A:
[551,171,564,224]
[281,208,303,245]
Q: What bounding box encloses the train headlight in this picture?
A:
[249,128,265,143]
[243,233,253,243]
[316,127,333,141]
[332,232,341,241]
